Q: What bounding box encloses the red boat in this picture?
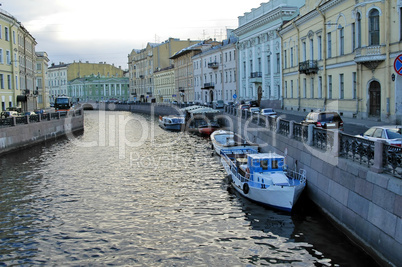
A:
[198,121,220,136]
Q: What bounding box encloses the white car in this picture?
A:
[260,108,277,116]
[249,107,260,114]
[357,126,402,147]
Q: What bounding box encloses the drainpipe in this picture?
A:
[385,0,391,119]
[316,1,327,111]
[276,28,284,109]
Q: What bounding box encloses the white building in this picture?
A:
[47,62,69,102]
[193,31,238,104]
[233,0,305,107]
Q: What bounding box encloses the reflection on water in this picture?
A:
[0,111,378,266]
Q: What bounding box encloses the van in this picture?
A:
[213,100,224,109]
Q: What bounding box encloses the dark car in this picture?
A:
[301,111,344,130]
[246,100,259,107]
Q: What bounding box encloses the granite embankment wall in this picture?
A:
[0,112,84,156]
[88,102,401,265]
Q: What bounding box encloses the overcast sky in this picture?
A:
[3,0,265,70]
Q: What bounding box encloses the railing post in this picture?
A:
[25,115,29,124]
[265,116,269,129]
[288,121,294,139]
[275,118,280,133]
[331,130,340,157]
[371,140,384,173]
[57,112,61,119]
[38,114,41,122]
[307,124,314,146]
[11,117,16,126]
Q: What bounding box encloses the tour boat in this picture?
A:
[210,130,259,155]
[159,115,185,131]
[220,148,306,212]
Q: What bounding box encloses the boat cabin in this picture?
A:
[247,153,285,174]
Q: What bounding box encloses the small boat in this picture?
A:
[220,148,306,212]
[159,115,185,131]
[210,130,259,155]
[198,121,220,136]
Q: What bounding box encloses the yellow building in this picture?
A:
[0,8,37,112]
[154,66,175,103]
[280,0,402,123]
[35,52,49,109]
[128,38,199,102]
[170,39,221,103]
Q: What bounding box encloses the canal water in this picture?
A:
[0,111,378,266]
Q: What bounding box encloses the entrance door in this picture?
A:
[369,81,381,117]
[209,90,214,102]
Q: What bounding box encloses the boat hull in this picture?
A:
[158,120,183,131]
[211,130,259,155]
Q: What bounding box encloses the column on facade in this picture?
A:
[119,84,122,96]
[103,84,106,98]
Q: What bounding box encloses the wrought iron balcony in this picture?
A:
[354,45,386,71]
[179,87,185,92]
[202,83,215,89]
[299,60,318,74]
[250,72,262,83]
[208,62,219,69]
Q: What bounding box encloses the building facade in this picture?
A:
[193,31,238,104]
[48,63,69,103]
[153,66,175,103]
[234,0,305,107]
[68,75,130,103]
[170,40,221,103]
[35,51,49,109]
[280,0,402,122]
[128,38,199,102]
[0,8,37,112]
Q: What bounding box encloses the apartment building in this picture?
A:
[128,38,199,102]
[35,51,50,109]
[153,66,175,103]
[193,31,238,104]
[48,63,69,102]
[0,8,37,112]
[233,0,305,107]
[170,39,221,103]
[280,0,402,122]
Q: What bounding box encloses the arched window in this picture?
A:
[369,9,380,45]
[357,12,361,48]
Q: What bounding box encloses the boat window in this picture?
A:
[261,159,268,170]
[272,160,279,169]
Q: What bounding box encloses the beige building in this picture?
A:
[153,66,175,103]
[170,39,221,103]
[35,52,49,109]
[280,0,402,123]
[128,38,199,102]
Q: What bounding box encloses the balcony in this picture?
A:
[250,72,262,83]
[299,60,318,74]
[179,87,185,92]
[139,75,144,79]
[202,83,215,90]
[354,45,386,71]
[208,62,219,69]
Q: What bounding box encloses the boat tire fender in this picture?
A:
[243,183,249,194]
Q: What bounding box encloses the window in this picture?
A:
[267,55,271,75]
[318,36,322,60]
[302,40,306,61]
[290,47,294,67]
[13,30,16,44]
[357,13,361,48]
[250,60,253,74]
[328,75,332,99]
[4,27,8,41]
[311,78,314,98]
[291,80,294,98]
[339,27,344,55]
[285,81,288,98]
[276,53,280,73]
[0,25,2,39]
[7,75,11,89]
[0,74,3,89]
[6,50,10,65]
[352,72,357,99]
[0,49,2,64]
[369,9,380,45]
[400,7,402,41]
[15,75,18,89]
[284,50,287,69]
[327,32,332,58]
[258,57,261,72]
[310,38,314,60]
[303,78,306,98]
[352,23,356,51]
[318,76,322,98]
[339,74,344,99]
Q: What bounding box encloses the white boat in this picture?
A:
[210,130,259,155]
[158,115,185,131]
[220,148,306,212]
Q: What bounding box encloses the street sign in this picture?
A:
[233,94,237,99]
[394,54,402,76]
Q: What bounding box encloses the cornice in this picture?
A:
[234,7,298,37]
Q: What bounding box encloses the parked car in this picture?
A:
[171,101,178,105]
[0,111,18,118]
[301,111,344,130]
[239,104,250,110]
[249,107,260,114]
[260,108,277,116]
[357,126,402,147]
[213,100,224,109]
[246,100,259,107]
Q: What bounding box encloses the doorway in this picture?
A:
[369,81,381,117]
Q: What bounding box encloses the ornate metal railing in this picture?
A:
[383,144,402,179]
[278,119,290,136]
[340,134,374,167]
[268,116,277,131]
[29,114,40,123]
[313,128,335,151]
[293,123,308,143]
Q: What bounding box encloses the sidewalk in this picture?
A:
[276,108,387,128]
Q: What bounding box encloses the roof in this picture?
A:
[248,153,284,160]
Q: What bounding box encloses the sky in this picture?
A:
[3,0,266,70]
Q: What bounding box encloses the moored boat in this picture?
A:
[220,148,306,212]
[159,115,185,131]
[198,121,220,136]
[210,130,259,155]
